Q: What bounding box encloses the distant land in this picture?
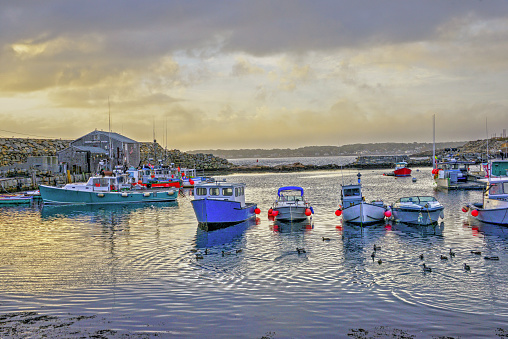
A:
[188,142,467,159]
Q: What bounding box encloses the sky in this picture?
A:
[1,1,508,151]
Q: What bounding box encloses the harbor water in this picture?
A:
[1,165,508,338]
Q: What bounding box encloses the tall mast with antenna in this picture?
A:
[108,97,113,171]
[432,114,436,169]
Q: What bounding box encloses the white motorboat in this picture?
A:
[337,173,389,225]
[391,196,444,225]
[269,186,314,222]
[466,160,508,225]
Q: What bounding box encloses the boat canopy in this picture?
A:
[278,186,304,197]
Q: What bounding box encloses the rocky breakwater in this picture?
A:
[139,143,233,172]
[232,162,343,172]
[0,138,70,167]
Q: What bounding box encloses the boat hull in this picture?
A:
[39,185,178,205]
[0,195,32,205]
[273,205,308,222]
[392,206,444,225]
[394,168,412,177]
[191,198,257,227]
[342,202,386,225]
[469,200,508,225]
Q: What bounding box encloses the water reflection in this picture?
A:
[270,219,314,233]
[195,217,258,248]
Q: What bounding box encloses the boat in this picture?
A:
[391,196,444,225]
[465,160,508,225]
[337,173,390,225]
[393,161,411,177]
[179,168,214,188]
[39,173,178,205]
[191,181,259,228]
[268,186,314,222]
[433,159,484,190]
[0,194,32,205]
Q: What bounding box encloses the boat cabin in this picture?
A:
[341,184,363,208]
[483,178,508,201]
[277,186,304,202]
[194,182,247,207]
[490,160,508,177]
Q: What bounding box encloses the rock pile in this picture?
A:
[0,138,70,167]
[137,142,233,171]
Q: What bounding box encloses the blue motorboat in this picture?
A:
[191,182,258,227]
[39,174,178,205]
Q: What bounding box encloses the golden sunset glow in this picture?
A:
[1,1,508,149]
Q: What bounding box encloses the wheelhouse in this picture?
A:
[194,182,246,207]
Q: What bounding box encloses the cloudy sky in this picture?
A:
[1,1,508,150]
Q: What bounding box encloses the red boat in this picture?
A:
[393,162,411,177]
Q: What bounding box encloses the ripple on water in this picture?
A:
[1,168,507,338]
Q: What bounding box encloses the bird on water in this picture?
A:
[464,263,471,271]
[422,263,432,272]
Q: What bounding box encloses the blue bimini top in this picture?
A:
[278,186,304,197]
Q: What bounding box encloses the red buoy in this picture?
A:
[305,208,312,216]
[462,206,469,213]
[384,210,392,218]
[189,179,195,185]
[272,210,279,216]
[335,209,342,216]
[254,208,261,214]
[268,208,273,216]
[471,209,479,217]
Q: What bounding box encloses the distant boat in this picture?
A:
[391,196,444,225]
[269,186,314,222]
[191,182,258,229]
[433,159,483,190]
[393,162,411,177]
[39,174,178,205]
[0,194,32,205]
[338,173,390,225]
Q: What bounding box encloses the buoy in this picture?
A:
[189,179,195,185]
[471,209,479,217]
[272,210,279,216]
[268,208,273,216]
[335,209,342,216]
[384,210,392,218]
[305,208,312,216]
[462,206,469,213]
[254,208,261,214]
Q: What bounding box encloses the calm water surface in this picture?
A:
[1,167,507,338]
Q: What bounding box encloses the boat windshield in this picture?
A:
[400,196,436,204]
[489,182,508,195]
[343,188,361,197]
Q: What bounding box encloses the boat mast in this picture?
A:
[108,97,112,171]
[432,114,436,169]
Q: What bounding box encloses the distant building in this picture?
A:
[58,130,140,173]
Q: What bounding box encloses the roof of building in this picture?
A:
[75,130,138,144]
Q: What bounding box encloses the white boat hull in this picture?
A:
[392,207,444,225]
[273,205,308,222]
[342,202,386,225]
[469,199,508,225]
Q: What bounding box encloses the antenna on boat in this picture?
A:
[432,114,436,170]
[486,116,489,163]
[108,96,112,171]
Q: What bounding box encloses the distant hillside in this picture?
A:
[189,142,467,159]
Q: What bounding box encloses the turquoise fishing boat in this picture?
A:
[39,174,178,205]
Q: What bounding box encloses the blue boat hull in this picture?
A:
[39,185,178,205]
[191,198,257,227]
